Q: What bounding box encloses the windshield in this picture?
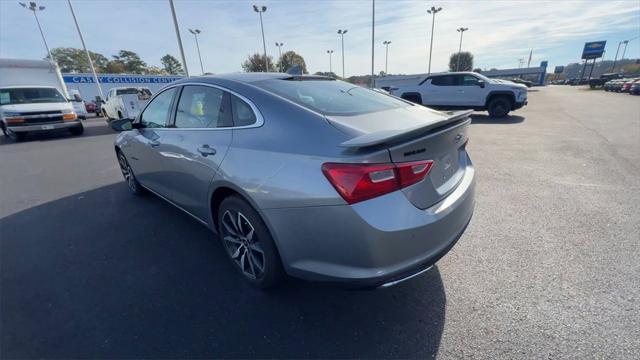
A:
[254,79,410,116]
[0,87,66,105]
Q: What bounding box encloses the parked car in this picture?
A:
[509,78,533,87]
[109,73,476,289]
[67,89,88,120]
[102,87,152,121]
[85,101,97,113]
[589,73,623,89]
[611,79,628,93]
[630,80,640,95]
[0,58,82,141]
[388,72,527,117]
[621,78,639,93]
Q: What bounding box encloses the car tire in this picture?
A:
[116,150,146,195]
[487,96,511,118]
[1,122,7,136]
[69,124,84,136]
[217,195,285,289]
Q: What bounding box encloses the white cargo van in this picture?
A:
[0,58,83,141]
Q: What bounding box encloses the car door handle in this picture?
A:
[148,140,160,147]
[197,145,217,156]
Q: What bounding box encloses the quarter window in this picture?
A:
[462,75,480,86]
[231,95,257,127]
[139,87,176,128]
[174,86,232,129]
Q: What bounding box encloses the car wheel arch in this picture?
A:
[209,183,288,264]
[485,91,515,109]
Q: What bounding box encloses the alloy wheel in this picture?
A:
[221,210,265,280]
[118,153,136,191]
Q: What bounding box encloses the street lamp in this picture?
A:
[188,29,204,74]
[426,6,442,74]
[253,5,268,72]
[383,41,391,75]
[275,42,284,72]
[620,40,630,61]
[327,50,334,74]
[370,0,375,88]
[456,27,468,71]
[338,29,348,79]
[19,2,52,61]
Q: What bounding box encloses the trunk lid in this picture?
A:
[327,105,471,209]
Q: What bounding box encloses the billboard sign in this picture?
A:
[554,66,565,74]
[581,41,606,59]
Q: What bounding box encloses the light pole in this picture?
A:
[168,0,189,77]
[370,0,375,88]
[383,41,391,75]
[19,2,52,62]
[338,29,348,79]
[327,50,334,74]
[188,29,204,74]
[253,5,268,72]
[426,6,442,74]
[610,41,622,72]
[456,27,468,71]
[620,40,630,60]
[275,42,283,72]
[67,0,103,100]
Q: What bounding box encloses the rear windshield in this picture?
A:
[254,79,410,116]
[0,87,66,105]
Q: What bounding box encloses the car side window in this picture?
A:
[431,75,460,86]
[231,95,257,127]
[174,86,232,129]
[139,87,177,128]
[462,75,480,86]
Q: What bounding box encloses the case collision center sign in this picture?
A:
[63,75,184,84]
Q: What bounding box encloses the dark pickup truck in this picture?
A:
[589,73,623,88]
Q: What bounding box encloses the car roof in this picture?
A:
[186,72,328,84]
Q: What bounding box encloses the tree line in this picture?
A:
[49,47,185,75]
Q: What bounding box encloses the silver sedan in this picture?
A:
[112,73,475,289]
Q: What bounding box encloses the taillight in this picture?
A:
[322,160,434,204]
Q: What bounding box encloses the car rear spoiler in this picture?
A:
[339,110,473,148]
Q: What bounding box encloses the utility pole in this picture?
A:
[67,0,104,100]
[253,5,268,72]
[383,41,391,75]
[610,41,622,72]
[275,42,283,72]
[169,0,189,77]
[456,27,468,71]
[189,29,204,74]
[426,6,442,74]
[327,50,334,73]
[338,29,348,79]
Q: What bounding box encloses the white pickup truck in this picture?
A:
[101,87,152,120]
[0,58,83,141]
[388,72,528,117]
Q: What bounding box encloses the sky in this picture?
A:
[0,0,639,76]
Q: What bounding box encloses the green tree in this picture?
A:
[160,54,184,75]
[276,50,307,73]
[146,66,168,75]
[472,68,482,73]
[105,60,126,74]
[314,71,340,79]
[49,47,108,73]
[241,53,275,72]
[112,50,147,74]
[448,52,474,72]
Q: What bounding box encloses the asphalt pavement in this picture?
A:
[1,87,639,358]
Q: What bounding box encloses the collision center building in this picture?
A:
[63,73,184,101]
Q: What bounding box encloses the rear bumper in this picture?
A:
[262,160,475,287]
[7,120,82,132]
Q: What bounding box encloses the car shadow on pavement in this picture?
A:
[0,121,115,146]
[1,183,446,359]
[470,114,525,124]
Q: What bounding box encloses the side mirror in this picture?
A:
[109,118,133,132]
[73,94,83,102]
[477,80,485,88]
